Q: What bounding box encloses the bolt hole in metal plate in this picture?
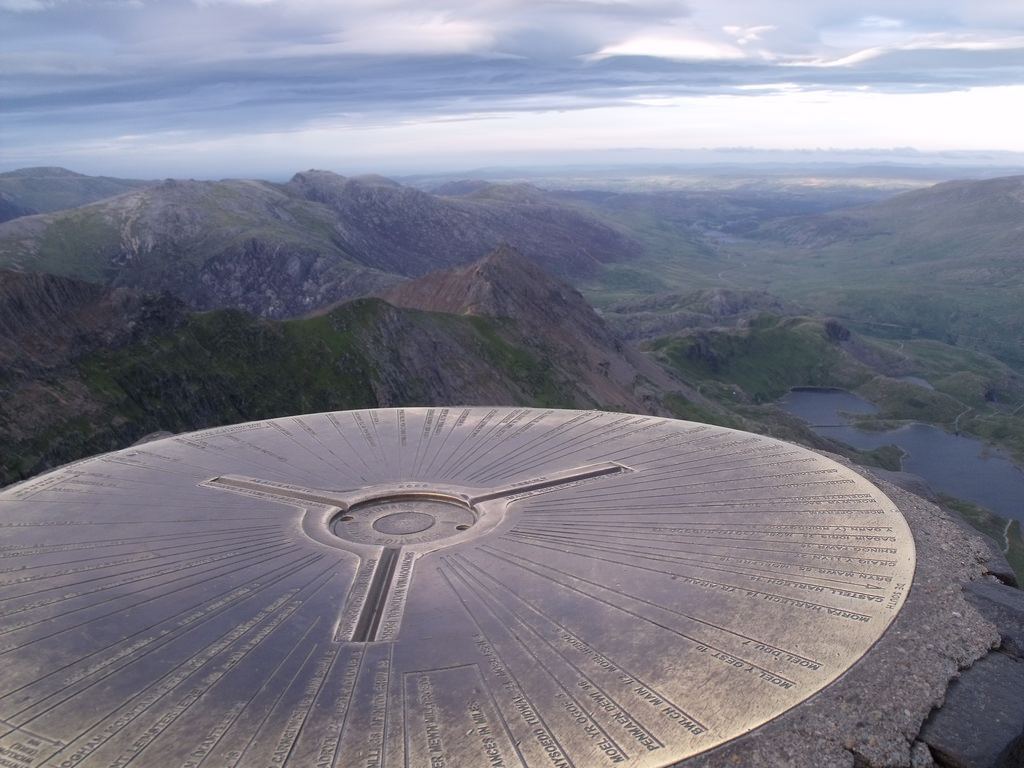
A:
[0,408,914,767]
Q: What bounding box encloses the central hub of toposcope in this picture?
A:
[330,493,479,547]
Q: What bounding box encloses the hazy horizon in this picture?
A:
[3,1,1023,179]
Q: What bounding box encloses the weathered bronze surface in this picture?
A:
[0,408,915,767]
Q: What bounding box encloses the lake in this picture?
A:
[780,388,1024,522]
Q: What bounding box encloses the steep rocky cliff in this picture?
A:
[380,244,696,415]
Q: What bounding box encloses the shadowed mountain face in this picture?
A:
[0,247,696,486]
[0,170,642,318]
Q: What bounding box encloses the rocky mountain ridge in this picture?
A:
[380,244,690,413]
[0,246,696,485]
[0,169,641,319]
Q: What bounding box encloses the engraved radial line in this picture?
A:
[410,407,438,476]
[13,557,340,729]
[523,474,855,502]
[0,539,295,631]
[323,412,377,478]
[437,408,531,477]
[517,525,890,578]
[508,524,888,570]
[459,410,563,482]
[505,530,882,593]
[480,412,612,472]
[268,421,353,477]
[1,534,287,604]
[442,556,633,758]
[459,412,602,480]
[223,642,322,768]
[435,562,575,767]
[204,476,349,508]
[460,552,822,671]
[467,417,645,483]
[419,407,474,476]
[0,544,311,650]
[320,645,367,768]
[482,545,810,671]
[451,553,708,731]
[0,552,337,707]
[264,632,341,768]
[431,408,500,476]
[0,525,279,559]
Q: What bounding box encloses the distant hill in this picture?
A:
[0,167,153,220]
[0,170,642,318]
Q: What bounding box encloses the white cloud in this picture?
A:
[591,28,746,61]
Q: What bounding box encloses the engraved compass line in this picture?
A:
[314,645,367,768]
[442,555,635,762]
[449,552,710,736]
[440,410,635,481]
[87,618,326,768]
[517,473,858,504]
[0,523,280,559]
[0,548,319,671]
[457,409,568,483]
[3,554,340,738]
[481,545,812,679]
[417,407,477,477]
[503,531,885,608]
[0,542,307,639]
[460,411,627,479]
[24,566,340,757]
[0,552,330,704]
[266,420,358,479]
[462,417,652,485]
[0,532,290,604]
[427,408,579,479]
[510,528,896,584]
[435,564,578,768]
[508,525,898,566]
[509,522,900,560]
[0,552,334,731]
[504,528,889,592]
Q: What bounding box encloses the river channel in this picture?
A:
[779,388,1024,522]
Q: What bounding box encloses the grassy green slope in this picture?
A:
[1,299,579,485]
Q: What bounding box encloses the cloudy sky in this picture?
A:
[2,0,1023,178]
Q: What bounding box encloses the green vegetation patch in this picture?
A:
[647,314,871,403]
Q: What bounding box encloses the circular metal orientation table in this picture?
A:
[0,408,915,767]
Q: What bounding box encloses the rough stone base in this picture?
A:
[676,460,1023,768]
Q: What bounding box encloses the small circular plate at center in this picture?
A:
[331,495,477,546]
[373,511,434,534]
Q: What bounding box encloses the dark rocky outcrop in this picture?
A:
[380,244,700,415]
[0,269,186,379]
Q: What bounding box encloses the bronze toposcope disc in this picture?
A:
[0,408,915,767]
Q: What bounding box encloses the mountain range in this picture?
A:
[1,167,1022,523]
[0,169,640,318]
